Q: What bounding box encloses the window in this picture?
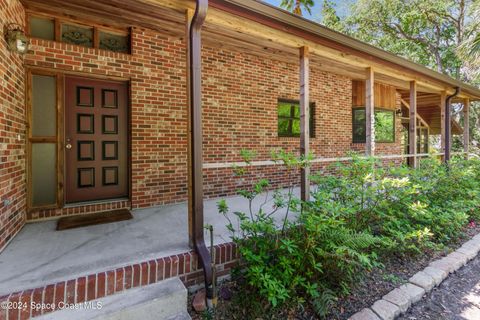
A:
[352,107,395,143]
[401,125,429,155]
[30,74,58,207]
[61,23,93,48]
[277,100,314,137]
[417,128,429,154]
[28,14,130,54]
[29,16,55,40]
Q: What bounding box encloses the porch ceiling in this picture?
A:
[21,0,187,36]
[22,0,480,100]
[400,90,464,135]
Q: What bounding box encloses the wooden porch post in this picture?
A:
[365,67,375,156]
[464,98,470,159]
[299,46,310,202]
[440,91,446,163]
[409,81,417,168]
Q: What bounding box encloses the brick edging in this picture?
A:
[0,242,238,320]
[349,234,480,320]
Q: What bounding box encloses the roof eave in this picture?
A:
[211,0,480,99]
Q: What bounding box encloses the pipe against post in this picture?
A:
[188,0,213,302]
[365,67,374,156]
[445,87,460,164]
[186,8,194,248]
[440,91,446,162]
[300,46,310,202]
[464,98,470,159]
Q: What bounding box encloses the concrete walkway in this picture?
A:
[0,188,298,296]
[398,253,480,320]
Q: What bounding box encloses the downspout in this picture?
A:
[189,0,213,307]
[444,87,460,163]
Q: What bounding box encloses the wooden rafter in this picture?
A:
[400,98,430,129]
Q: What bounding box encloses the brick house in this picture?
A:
[0,0,479,318]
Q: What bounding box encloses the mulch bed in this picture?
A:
[188,222,480,320]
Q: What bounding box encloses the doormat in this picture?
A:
[57,209,133,230]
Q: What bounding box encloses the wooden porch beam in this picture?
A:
[409,81,417,168]
[143,0,475,97]
[365,67,375,156]
[202,5,477,99]
[299,46,310,202]
[464,98,470,159]
[440,91,446,162]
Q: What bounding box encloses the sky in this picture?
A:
[263,0,352,22]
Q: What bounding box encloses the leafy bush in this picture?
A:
[218,151,480,317]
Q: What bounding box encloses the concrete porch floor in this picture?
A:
[0,188,298,296]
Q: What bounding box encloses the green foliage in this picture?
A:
[320,0,345,33]
[458,1,480,72]
[218,151,480,317]
[319,0,480,155]
[280,0,315,16]
[382,273,405,285]
[321,0,471,77]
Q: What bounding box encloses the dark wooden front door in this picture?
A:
[65,76,128,203]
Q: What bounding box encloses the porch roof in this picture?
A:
[400,91,464,135]
[21,0,480,101]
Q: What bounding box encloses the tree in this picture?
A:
[320,0,479,153]
[321,0,471,80]
[320,0,345,33]
[458,1,480,78]
[280,0,315,16]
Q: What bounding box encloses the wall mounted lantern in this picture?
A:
[4,23,29,54]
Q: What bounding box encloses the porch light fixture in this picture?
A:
[4,23,29,54]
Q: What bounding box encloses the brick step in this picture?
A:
[0,242,237,320]
[34,278,190,320]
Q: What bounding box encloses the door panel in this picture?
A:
[65,77,128,203]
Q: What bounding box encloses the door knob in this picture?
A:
[66,143,72,149]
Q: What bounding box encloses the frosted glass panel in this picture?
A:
[32,143,56,206]
[29,16,55,40]
[32,75,56,136]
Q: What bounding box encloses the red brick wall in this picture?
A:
[0,0,26,251]
[201,47,403,196]
[24,28,189,220]
[20,18,402,220]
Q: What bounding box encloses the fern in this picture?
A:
[312,287,337,318]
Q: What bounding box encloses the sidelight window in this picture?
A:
[29,74,58,207]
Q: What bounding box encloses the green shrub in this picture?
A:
[218,151,480,317]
